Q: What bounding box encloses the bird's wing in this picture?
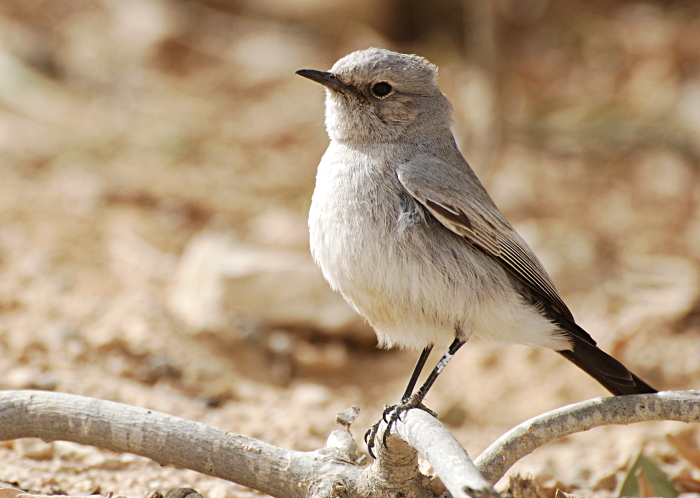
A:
[398,154,660,392]
[397,153,576,324]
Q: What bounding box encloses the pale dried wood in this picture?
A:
[475,390,700,484]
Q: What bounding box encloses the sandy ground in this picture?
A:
[1,1,700,496]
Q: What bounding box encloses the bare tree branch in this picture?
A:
[4,390,697,497]
[0,390,312,498]
[0,390,497,498]
[390,410,498,497]
[475,390,700,484]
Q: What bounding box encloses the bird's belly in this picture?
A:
[311,188,485,348]
[311,199,565,351]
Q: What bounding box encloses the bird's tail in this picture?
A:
[557,324,657,396]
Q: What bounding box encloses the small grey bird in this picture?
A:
[296,48,656,454]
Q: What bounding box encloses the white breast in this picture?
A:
[309,141,567,351]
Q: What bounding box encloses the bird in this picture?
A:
[295,47,657,455]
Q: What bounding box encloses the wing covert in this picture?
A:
[397,153,574,322]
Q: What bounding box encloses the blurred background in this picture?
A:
[1,0,700,496]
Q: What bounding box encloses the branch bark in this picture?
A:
[389,410,497,497]
[0,390,311,498]
[1,390,698,497]
[475,390,700,484]
[0,390,495,498]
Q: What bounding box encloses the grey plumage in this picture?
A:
[297,47,656,399]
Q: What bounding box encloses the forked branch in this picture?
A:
[0,390,494,498]
[0,390,698,497]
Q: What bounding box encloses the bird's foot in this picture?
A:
[364,394,437,459]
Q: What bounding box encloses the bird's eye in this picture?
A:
[371,82,393,97]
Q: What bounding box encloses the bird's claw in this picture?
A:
[381,404,391,423]
[365,395,437,459]
[364,424,378,459]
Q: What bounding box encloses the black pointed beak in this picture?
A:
[295,69,347,92]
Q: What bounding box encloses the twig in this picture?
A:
[475,390,700,484]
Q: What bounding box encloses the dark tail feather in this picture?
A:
[558,332,657,396]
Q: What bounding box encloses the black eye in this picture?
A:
[371,82,393,97]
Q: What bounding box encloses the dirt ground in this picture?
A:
[1,1,700,496]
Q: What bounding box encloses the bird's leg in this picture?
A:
[365,338,467,457]
[401,345,434,401]
[404,337,466,405]
[364,345,433,457]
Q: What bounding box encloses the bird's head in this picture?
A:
[297,48,452,143]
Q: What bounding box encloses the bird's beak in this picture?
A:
[295,69,348,92]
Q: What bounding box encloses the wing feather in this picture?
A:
[397,153,574,322]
